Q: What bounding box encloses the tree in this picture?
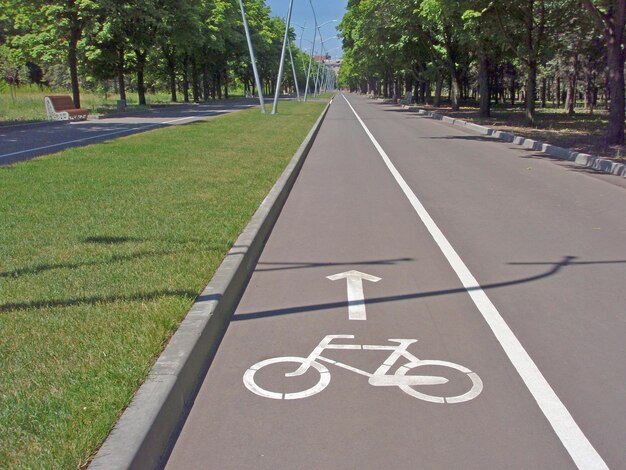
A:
[581,0,626,145]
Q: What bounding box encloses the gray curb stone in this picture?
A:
[88,100,332,470]
[395,103,626,178]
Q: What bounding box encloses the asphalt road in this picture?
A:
[164,94,626,469]
[0,100,255,165]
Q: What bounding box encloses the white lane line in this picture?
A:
[341,93,607,470]
[0,112,235,160]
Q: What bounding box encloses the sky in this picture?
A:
[265,0,348,59]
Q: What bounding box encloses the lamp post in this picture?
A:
[238,0,266,113]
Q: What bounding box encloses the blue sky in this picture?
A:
[265,0,347,58]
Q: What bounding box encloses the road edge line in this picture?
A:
[393,102,626,179]
[88,100,332,470]
[344,94,608,470]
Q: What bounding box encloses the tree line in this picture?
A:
[338,0,626,146]
[0,0,312,108]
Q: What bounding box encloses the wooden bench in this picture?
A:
[44,95,90,121]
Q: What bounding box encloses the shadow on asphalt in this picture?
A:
[255,257,413,273]
[231,256,626,321]
[422,135,497,142]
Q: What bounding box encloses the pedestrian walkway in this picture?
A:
[0,100,254,165]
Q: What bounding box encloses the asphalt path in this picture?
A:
[0,99,255,165]
[164,94,626,469]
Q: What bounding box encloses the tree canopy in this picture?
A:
[0,0,318,108]
[338,0,626,145]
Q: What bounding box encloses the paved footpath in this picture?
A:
[164,94,626,469]
[0,99,254,165]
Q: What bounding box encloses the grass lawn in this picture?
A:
[419,101,625,161]
[0,99,327,468]
[0,85,246,124]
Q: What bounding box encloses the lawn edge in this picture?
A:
[384,99,626,178]
[88,99,332,470]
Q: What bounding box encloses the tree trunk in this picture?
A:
[565,73,576,115]
[556,76,561,107]
[202,65,209,101]
[525,60,537,125]
[135,49,147,106]
[182,55,190,103]
[478,52,490,118]
[224,70,229,99]
[68,23,82,108]
[191,57,200,102]
[606,38,625,145]
[450,67,461,110]
[510,78,515,106]
[434,73,443,107]
[117,47,126,102]
[581,0,625,145]
[541,77,547,108]
[165,48,177,102]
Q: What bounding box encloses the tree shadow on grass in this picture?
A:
[0,289,199,313]
[0,249,178,279]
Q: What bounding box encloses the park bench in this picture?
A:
[44,95,90,121]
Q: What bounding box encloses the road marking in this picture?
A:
[326,270,381,320]
[0,111,246,160]
[341,93,607,470]
[244,334,482,403]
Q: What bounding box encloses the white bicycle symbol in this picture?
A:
[243,335,483,403]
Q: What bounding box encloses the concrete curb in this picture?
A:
[393,102,626,178]
[88,100,332,470]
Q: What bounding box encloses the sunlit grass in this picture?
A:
[0,85,246,124]
[0,99,327,468]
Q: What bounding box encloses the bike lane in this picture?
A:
[164,95,585,469]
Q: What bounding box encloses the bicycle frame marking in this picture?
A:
[244,335,483,402]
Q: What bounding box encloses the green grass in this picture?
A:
[0,99,327,468]
[0,85,245,124]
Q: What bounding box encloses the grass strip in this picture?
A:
[0,99,327,468]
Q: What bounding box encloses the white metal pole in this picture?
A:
[272,0,294,114]
[304,0,318,102]
[238,0,266,113]
[288,37,300,101]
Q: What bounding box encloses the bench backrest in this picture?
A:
[46,95,76,111]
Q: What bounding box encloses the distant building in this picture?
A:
[313,54,331,62]
[326,59,342,75]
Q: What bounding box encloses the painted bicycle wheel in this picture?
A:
[395,360,483,403]
[243,357,331,400]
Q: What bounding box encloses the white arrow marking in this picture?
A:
[326,270,381,320]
